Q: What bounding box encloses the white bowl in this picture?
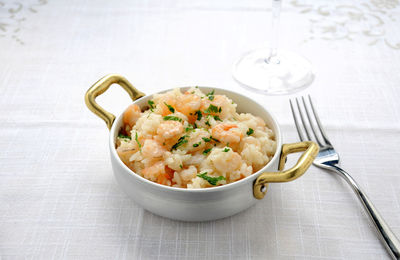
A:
[85,74,318,221]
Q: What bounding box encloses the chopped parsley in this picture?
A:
[179,164,183,169]
[164,102,175,113]
[203,148,212,155]
[135,132,141,150]
[205,120,211,127]
[213,115,222,121]
[194,123,198,128]
[148,100,155,110]
[195,110,202,121]
[246,128,254,136]
[206,90,215,101]
[171,135,188,150]
[185,124,194,132]
[204,104,219,114]
[118,134,131,140]
[218,107,222,113]
[210,136,220,143]
[163,116,182,122]
[197,172,226,186]
[193,142,201,147]
[223,147,230,152]
[202,137,211,142]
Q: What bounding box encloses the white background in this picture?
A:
[1,0,400,259]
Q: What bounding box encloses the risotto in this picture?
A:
[116,88,276,189]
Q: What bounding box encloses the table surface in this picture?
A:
[1,0,400,259]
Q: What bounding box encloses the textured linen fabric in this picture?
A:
[1,0,400,259]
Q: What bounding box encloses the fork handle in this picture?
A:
[330,165,400,259]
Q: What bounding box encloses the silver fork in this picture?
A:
[290,96,400,260]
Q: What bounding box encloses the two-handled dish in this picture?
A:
[85,74,318,221]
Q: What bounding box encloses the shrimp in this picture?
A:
[156,121,183,140]
[186,129,209,152]
[142,161,173,185]
[211,123,242,144]
[141,161,164,182]
[175,94,201,123]
[158,96,177,116]
[142,139,166,158]
[209,148,242,173]
[123,104,141,129]
[200,95,235,119]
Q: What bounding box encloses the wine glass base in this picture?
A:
[232,49,314,95]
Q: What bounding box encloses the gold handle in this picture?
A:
[85,74,145,130]
[253,141,319,199]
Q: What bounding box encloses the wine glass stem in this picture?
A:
[267,0,281,64]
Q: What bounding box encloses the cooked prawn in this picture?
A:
[211,123,242,144]
[141,161,161,181]
[142,139,166,158]
[175,94,201,123]
[186,129,209,152]
[158,96,177,116]
[123,104,141,129]
[209,148,242,173]
[156,121,183,140]
[200,95,234,119]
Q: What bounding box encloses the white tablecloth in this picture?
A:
[1,0,400,259]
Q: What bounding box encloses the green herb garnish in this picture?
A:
[206,90,215,96]
[171,135,188,150]
[185,124,194,132]
[206,90,215,101]
[223,147,230,152]
[203,148,212,155]
[246,128,254,136]
[195,110,202,121]
[148,100,155,110]
[197,172,226,186]
[118,134,131,140]
[193,142,201,147]
[135,132,141,150]
[204,104,219,114]
[194,123,198,128]
[179,164,183,169]
[164,102,175,113]
[205,120,211,127]
[218,107,222,113]
[163,116,182,122]
[210,136,220,143]
[213,115,222,121]
[202,137,211,142]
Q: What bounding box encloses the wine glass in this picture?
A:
[232,0,314,95]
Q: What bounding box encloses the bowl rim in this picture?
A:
[109,86,282,193]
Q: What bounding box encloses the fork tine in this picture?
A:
[289,99,306,141]
[301,96,325,147]
[295,98,312,141]
[308,95,332,146]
